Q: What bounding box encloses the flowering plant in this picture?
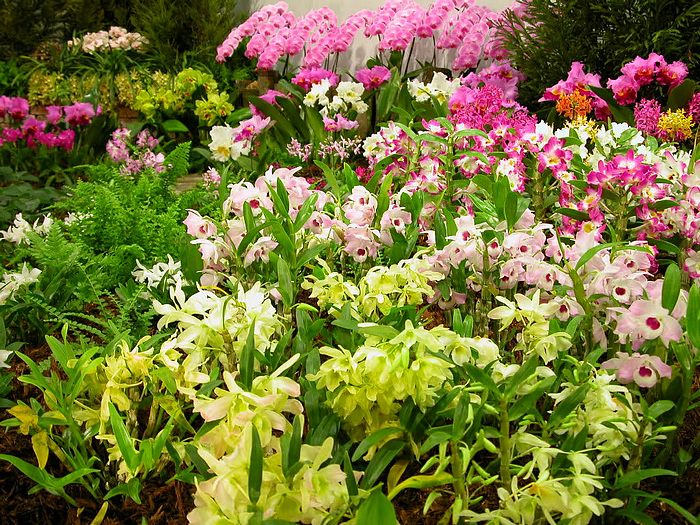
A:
[67,27,148,54]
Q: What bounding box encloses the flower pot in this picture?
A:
[30,105,48,118]
[117,107,140,126]
[256,70,280,94]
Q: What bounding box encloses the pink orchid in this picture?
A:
[602,351,672,388]
[610,299,682,349]
[343,225,379,262]
[620,53,665,86]
[607,75,639,105]
[183,210,218,239]
[355,66,392,91]
[656,61,688,88]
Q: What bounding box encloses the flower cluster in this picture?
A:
[303,78,368,118]
[309,321,456,439]
[132,255,187,290]
[208,115,271,162]
[634,99,694,142]
[217,0,508,72]
[106,128,166,175]
[0,264,42,305]
[540,62,609,120]
[355,66,392,91]
[134,68,231,124]
[0,213,53,245]
[461,60,525,100]
[0,97,99,151]
[408,72,461,103]
[189,427,350,524]
[608,53,688,105]
[68,26,148,53]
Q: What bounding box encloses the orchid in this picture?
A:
[601,352,673,388]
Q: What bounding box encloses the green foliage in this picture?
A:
[0,58,27,95]
[58,150,195,280]
[0,169,64,229]
[130,0,243,69]
[0,0,109,59]
[498,0,700,107]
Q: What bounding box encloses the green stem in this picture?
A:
[614,199,629,242]
[531,169,545,223]
[627,419,648,475]
[499,398,512,489]
[450,441,468,504]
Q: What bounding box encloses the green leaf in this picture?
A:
[647,400,675,421]
[104,478,142,504]
[276,96,310,141]
[343,452,359,497]
[360,439,405,489]
[418,431,452,455]
[297,243,329,269]
[161,119,190,133]
[376,173,394,223]
[108,403,139,472]
[281,415,302,478]
[248,426,263,505]
[647,238,681,255]
[185,444,211,477]
[276,257,294,307]
[687,284,700,349]
[464,364,501,398]
[356,490,397,525]
[388,473,453,500]
[451,392,471,439]
[648,199,679,212]
[304,105,325,145]
[575,242,622,271]
[357,323,400,339]
[314,160,342,200]
[657,497,698,524]
[661,263,681,313]
[353,427,403,461]
[547,384,590,429]
[453,128,489,140]
[588,86,635,125]
[613,508,658,525]
[504,356,539,400]
[237,220,273,256]
[240,322,256,391]
[376,69,401,123]
[667,79,697,110]
[614,468,677,489]
[509,377,556,421]
[553,207,591,222]
[250,97,296,138]
[292,193,319,232]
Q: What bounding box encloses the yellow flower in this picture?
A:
[657,109,693,141]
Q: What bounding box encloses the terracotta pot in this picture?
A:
[256,69,280,94]
[30,105,48,118]
[117,107,140,126]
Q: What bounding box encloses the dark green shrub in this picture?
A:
[130,0,243,69]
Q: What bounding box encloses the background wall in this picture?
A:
[243,0,513,23]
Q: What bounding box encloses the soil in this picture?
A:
[2,345,698,524]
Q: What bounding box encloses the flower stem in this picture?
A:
[499,398,512,489]
[450,441,468,503]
